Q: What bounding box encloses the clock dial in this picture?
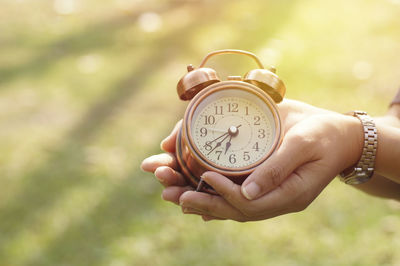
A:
[190,88,277,169]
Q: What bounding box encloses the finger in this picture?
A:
[202,171,293,218]
[241,133,316,200]
[160,120,182,153]
[179,191,246,221]
[141,153,178,173]
[201,171,249,208]
[248,169,317,218]
[154,166,187,187]
[181,206,204,215]
[162,186,193,205]
[201,215,225,221]
[180,209,225,222]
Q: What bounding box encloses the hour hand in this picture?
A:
[224,136,232,154]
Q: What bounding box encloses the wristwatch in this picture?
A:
[339,111,378,185]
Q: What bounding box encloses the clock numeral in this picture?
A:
[228,103,238,112]
[245,106,249,115]
[229,154,237,164]
[252,142,259,151]
[254,116,261,125]
[200,127,207,137]
[243,151,250,161]
[204,115,216,125]
[204,141,212,151]
[258,129,265,138]
[215,150,222,160]
[214,106,223,115]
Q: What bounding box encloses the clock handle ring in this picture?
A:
[198,49,265,69]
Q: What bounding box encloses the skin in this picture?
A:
[141,99,400,222]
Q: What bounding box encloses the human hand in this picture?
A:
[178,113,364,222]
[142,98,400,221]
[141,120,193,205]
[141,99,331,204]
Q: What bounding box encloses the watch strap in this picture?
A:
[339,111,377,185]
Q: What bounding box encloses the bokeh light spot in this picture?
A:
[352,61,373,80]
[77,54,103,74]
[53,0,80,15]
[137,12,163,33]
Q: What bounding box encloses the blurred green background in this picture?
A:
[1,0,400,265]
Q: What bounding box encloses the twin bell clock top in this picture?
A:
[175,49,286,194]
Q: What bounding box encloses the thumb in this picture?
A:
[241,135,315,200]
[160,120,182,153]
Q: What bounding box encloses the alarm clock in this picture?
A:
[175,49,286,194]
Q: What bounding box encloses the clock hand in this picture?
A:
[207,132,228,144]
[206,124,242,155]
[223,124,242,155]
[224,125,241,154]
[208,124,242,143]
[224,135,232,155]
[207,134,229,155]
[209,128,227,133]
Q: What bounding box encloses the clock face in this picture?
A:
[190,87,278,170]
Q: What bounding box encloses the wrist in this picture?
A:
[337,114,365,172]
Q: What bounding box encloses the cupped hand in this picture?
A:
[178,113,363,222]
[141,120,193,205]
[141,100,361,222]
[140,99,324,199]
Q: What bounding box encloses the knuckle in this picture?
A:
[219,182,236,202]
[289,134,317,158]
[203,194,218,214]
[299,145,314,160]
[265,165,285,188]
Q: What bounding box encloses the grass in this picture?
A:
[0,0,400,265]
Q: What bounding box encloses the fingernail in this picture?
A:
[160,139,166,150]
[160,136,170,150]
[242,182,260,200]
[154,168,165,183]
[140,158,151,171]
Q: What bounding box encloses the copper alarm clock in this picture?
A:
[175,49,286,194]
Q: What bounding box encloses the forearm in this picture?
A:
[279,99,400,200]
[351,173,400,201]
[373,123,400,183]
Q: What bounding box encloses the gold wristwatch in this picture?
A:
[339,111,378,185]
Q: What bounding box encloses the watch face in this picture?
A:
[189,86,278,170]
